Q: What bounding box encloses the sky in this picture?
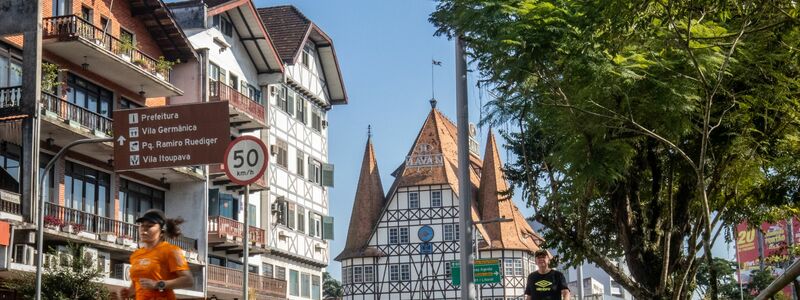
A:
[251,0,734,282]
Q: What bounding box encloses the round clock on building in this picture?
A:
[418,225,434,242]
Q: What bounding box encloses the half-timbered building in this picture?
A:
[337,104,544,300]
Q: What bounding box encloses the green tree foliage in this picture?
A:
[431,0,800,299]
[3,243,110,300]
[323,272,343,299]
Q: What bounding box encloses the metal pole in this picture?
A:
[577,264,585,299]
[755,259,800,300]
[456,35,475,300]
[35,137,112,299]
[243,184,250,300]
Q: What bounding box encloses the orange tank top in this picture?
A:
[129,241,189,300]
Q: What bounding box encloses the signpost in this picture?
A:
[224,136,268,300]
[112,101,229,171]
[451,259,502,286]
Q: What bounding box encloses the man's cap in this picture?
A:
[534,249,549,257]
[136,209,166,226]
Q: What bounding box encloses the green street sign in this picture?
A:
[450,259,502,285]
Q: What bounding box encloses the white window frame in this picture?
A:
[353,266,363,283]
[431,190,442,207]
[389,265,400,281]
[514,259,524,276]
[399,227,410,244]
[408,192,419,209]
[389,228,399,244]
[400,264,411,281]
[364,265,374,282]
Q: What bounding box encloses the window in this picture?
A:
[207,189,238,220]
[226,260,242,270]
[431,191,442,207]
[52,0,71,16]
[118,98,141,109]
[445,262,451,276]
[408,192,419,209]
[263,263,273,277]
[296,150,305,176]
[67,74,113,118]
[119,179,165,227]
[444,224,459,241]
[65,162,111,218]
[400,264,411,281]
[81,6,93,23]
[297,206,306,233]
[313,214,322,238]
[514,259,524,276]
[119,29,135,56]
[289,270,299,296]
[389,265,400,281]
[311,109,322,131]
[248,204,257,226]
[246,84,262,104]
[389,228,398,244]
[353,266,363,283]
[308,159,321,184]
[399,227,410,243]
[364,266,374,282]
[0,142,21,185]
[301,273,311,298]
[276,139,288,168]
[504,259,514,276]
[287,202,296,229]
[100,17,109,32]
[312,275,321,300]
[229,74,238,90]
[275,266,286,280]
[301,48,311,67]
[208,256,224,267]
[342,267,349,285]
[296,95,306,123]
[248,264,259,274]
[308,211,315,237]
[0,54,22,88]
[212,15,233,37]
[277,86,289,113]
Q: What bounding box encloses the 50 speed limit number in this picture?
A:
[224,136,268,185]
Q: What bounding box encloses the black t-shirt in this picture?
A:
[524,270,569,300]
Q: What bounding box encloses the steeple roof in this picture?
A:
[478,131,542,251]
[335,137,386,261]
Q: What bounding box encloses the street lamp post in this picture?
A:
[472,218,513,298]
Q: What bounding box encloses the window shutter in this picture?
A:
[322,216,334,240]
[287,203,296,229]
[321,163,334,187]
[309,213,315,237]
[287,91,295,117]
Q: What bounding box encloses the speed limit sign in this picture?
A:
[223,136,268,185]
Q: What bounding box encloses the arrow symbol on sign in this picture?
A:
[117,136,126,146]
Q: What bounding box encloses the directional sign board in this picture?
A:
[451,259,502,285]
[224,136,268,186]
[112,101,229,171]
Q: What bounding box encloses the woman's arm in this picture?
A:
[165,270,194,290]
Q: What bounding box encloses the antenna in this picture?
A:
[431,59,442,107]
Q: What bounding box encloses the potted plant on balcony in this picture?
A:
[118,38,136,62]
[117,234,136,248]
[154,56,179,80]
[41,62,60,94]
[132,58,148,69]
[61,222,82,234]
[75,224,96,240]
[98,231,116,243]
[43,215,63,231]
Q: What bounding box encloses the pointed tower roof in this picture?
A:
[478,131,542,252]
[335,136,386,261]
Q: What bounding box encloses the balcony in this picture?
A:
[0,190,22,221]
[207,265,286,300]
[209,81,266,131]
[208,215,266,255]
[0,86,23,119]
[42,15,182,97]
[43,202,139,247]
[41,91,112,136]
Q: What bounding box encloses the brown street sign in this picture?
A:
[113,101,230,171]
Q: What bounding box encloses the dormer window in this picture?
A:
[300,47,312,68]
[212,15,233,37]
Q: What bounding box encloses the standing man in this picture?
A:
[525,249,571,300]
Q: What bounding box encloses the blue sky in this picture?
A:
[252,0,734,281]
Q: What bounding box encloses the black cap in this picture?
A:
[136,209,166,227]
[534,249,549,257]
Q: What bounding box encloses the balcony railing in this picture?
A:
[207,265,286,298]
[42,15,169,79]
[44,202,138,243]
[41,92,112,135]
[209,81,265,123]
[0,190,21,215]
[208,215,265,245]
[0,86,21,109]
[166,236,198,253]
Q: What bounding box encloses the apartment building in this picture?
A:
[0,0,205,298]
[259,5,347,300]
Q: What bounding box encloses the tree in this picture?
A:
[430,1,800,299]
[696,258,742,299]
[3,243,110,300]
[322,272,343,299]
